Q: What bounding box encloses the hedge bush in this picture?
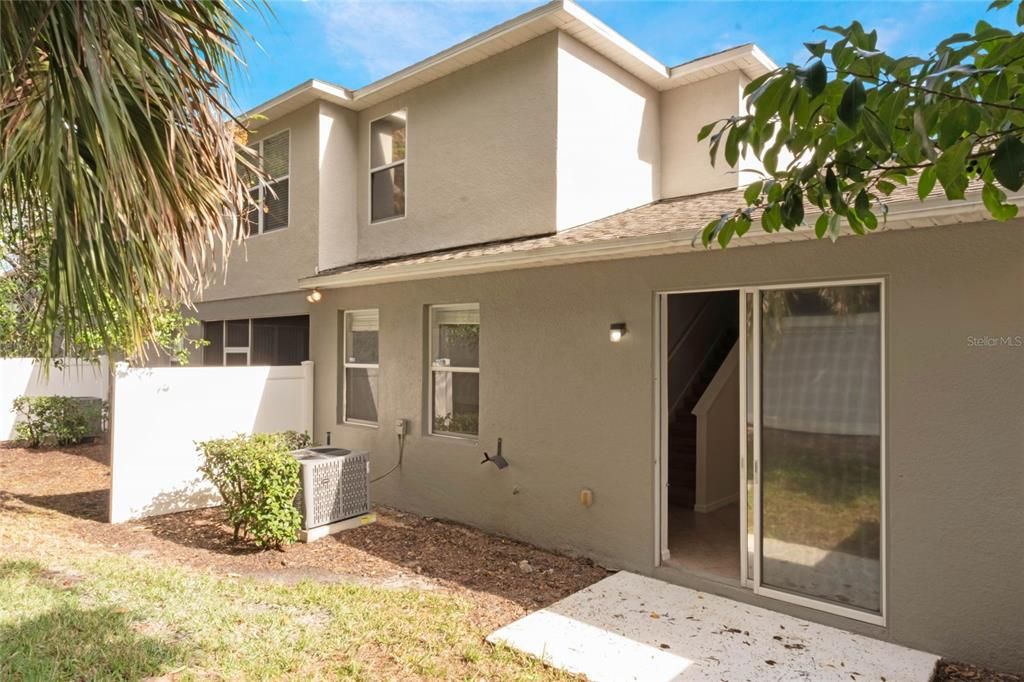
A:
[12,396,106,447]
[196,431,310,549]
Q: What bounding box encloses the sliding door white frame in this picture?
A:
[656,278,886,627]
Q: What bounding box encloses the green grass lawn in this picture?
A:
[0,513,568,681]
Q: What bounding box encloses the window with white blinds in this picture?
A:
[429,304,479,438]
[343,309,380,425]
[242,130,290,235]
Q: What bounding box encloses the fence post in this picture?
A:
[301,360,315,440]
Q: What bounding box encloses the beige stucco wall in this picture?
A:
[200,103,320,302]
[555,33,660,229]
[310,220,1024,670]
[354,33,559,262]
[660,71,749,197]
[317,102,360,272]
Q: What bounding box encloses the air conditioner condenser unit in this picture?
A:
[290,447,370,530]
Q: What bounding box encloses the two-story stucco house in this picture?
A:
[189,0,1023,671]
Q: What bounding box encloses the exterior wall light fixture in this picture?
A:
[306,289,323,304]
[609,322,627,343]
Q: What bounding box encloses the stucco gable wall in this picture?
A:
[555,32,660,230]
[200,102,320,302]
[660,70,750,197]
[354,33,559,262]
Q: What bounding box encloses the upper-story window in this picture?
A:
[370,111,406,222]
[241,130,290,235]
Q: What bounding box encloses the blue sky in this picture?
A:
[230,0,1014,112]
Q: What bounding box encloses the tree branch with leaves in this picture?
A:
[0,1,264,362]
[699,0,1024,247]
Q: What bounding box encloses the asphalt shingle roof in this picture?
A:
[316,182,940,279]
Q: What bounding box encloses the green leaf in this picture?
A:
[991,135,1024,192]
[717,219,737,248]
[697,121,717,142]
[744,180,764,205]
[804,40,827,58]
[724,126,741,167]
[837,78,867,129]
[781,186,805,228]
[814,213,830,238]
[799,60,828,98]
[935,140,971,200]
[982,182,1020,221]
[862,109,891,150]
[918,166,938,200]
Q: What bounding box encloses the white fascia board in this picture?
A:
[242,79,353,121]
[668,44,777,84]
[239,0,771,121]
[559,0,669,80]
[299,192,1021,290]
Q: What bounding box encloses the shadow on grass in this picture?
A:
[0,560,184,680]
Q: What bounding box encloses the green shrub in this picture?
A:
[196,431,310,549]
[11,396,106,448]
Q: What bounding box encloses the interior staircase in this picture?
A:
[668,327,737,509]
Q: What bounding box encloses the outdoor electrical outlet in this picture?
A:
[580,488,594,507]
[394,419,407,435]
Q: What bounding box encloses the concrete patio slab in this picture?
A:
[488,571,939,681]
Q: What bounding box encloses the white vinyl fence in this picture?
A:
[109,361,314,523]
[0,357,109,440]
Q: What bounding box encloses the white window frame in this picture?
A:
[428,303,480,440]
[246,129,291,236]
[368,110,407,224]
[342,309,380,427]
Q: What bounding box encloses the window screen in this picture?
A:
[430,304,479,437]
[370,111,406,222]
[243,130,289,235]
[252,316,309,366]
[203,321,223,367]
[201,315,308,366]
[342,309,379,424]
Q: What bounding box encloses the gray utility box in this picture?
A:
[290,447,370,530]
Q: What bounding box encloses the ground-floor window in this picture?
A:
[202,315,309,366]
[341,309,379,425]
[429,304,479,438]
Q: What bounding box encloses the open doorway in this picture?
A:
[662,289,740,581]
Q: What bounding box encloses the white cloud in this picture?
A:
[309,0,535,84]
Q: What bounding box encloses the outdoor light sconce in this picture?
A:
[481,437,509,470]
[609,322,627,343]
[305,288,323,304]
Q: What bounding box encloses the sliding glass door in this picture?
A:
[740,281,884,624]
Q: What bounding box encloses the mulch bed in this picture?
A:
[0,442,609,631]
[3,444,1022,679]
[935,661,1023,682]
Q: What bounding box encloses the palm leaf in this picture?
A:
[0,0,264,361]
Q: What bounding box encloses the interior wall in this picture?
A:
[694,350,740,512]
